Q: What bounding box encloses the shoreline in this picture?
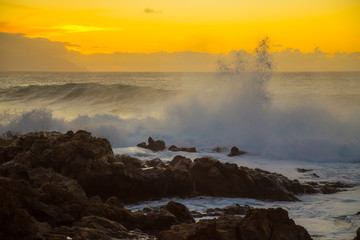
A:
[0,130,358,239]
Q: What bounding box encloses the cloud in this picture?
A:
[144,8,162,14]
[36,25,123,34]
[0,32,84,71]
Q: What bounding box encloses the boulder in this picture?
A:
[228,146,246,157]
[138,137,165,151]
[354,227,360,240]
[169,145,196,153]
[159,208,312,240]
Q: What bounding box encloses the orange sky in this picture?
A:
[1,0,359,55]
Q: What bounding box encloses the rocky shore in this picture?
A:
[0,131,356,239]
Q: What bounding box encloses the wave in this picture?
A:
[0,83,173,105]
[1,40,359,163]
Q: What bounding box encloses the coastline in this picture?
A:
[1,130,358,239]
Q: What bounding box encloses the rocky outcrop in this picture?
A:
[159,208,312,240]
[228,146,246,157]
[191,204,253,218]
[169,145,196,153]
[354,227,360,240]
[0,175,197,239]
[0,131,352,203]
[137,137,166,151]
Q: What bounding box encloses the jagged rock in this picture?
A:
[159,208,312,240]
[238,208,312,240]
[189,157,300,201]
[146,158,165,168]
[192,204,253,218]
[138,137,165,151]
[168,155,192,170]
[354,227,360,240]
[116,155,144,168]
[169,145,196,153]
[227,146,246,157]
[297,168,313,173]
[163,201,195,224]
[0,131,353,203]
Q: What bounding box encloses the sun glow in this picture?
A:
[0,0,359,54]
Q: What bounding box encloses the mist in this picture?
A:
[1,39,359,162]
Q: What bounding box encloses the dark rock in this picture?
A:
[137,137,166,151]
[189,157,300,201]
[354,227,360,240]
[191,204,253,218]
[146,158,165,168]
[228,146,246,157]
[159,208,312,240]
[1,131,353,204]
[0,179,39,239]
[163,201,195,224]
[297,168,313,173]
[116,155,144,168]
[169,145,196,153]
[137,142,147,148]
[168,155,192,170]
[238,208,312,240]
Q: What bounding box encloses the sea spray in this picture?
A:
[0,40,359,162]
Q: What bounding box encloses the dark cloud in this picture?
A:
[0,32,84,71]
[144,8,162,14]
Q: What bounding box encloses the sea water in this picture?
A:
[0,71,359,239]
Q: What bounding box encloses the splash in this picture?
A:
[1,39,359,162]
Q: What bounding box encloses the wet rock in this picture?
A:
[146,158,165,168]
[116,155,144,168]
[169,145,196,153]
[138,137,165,151]
[238,208,312,240]
[227,146,246,157]
[163,201,195,224]
[1,131,354,204]
[354,227,360,240]
[159,208,312,240]
[189,157,300,201]
[168,155,192,170]
[0,180,39,240]
[297,168,313,173]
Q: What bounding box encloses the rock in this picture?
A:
[0,180,39,239]
[1,131,353,204]
[189,157,300,201]
[238,208,312,240]
[137,137,166,152]
[163,201,195,224]
[297,168,313,173]
[159,208,312,240]
[354,227,360,240]
[168,155,192,170]
[169,145,196,153]
[191,204,252,218]
[146,158,165,168]
[116,155,144,168]
[227,146,246,157]
[148,137,166,151]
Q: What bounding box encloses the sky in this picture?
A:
[0,0,359,71]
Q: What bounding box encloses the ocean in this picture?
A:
[0,71,360,239]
